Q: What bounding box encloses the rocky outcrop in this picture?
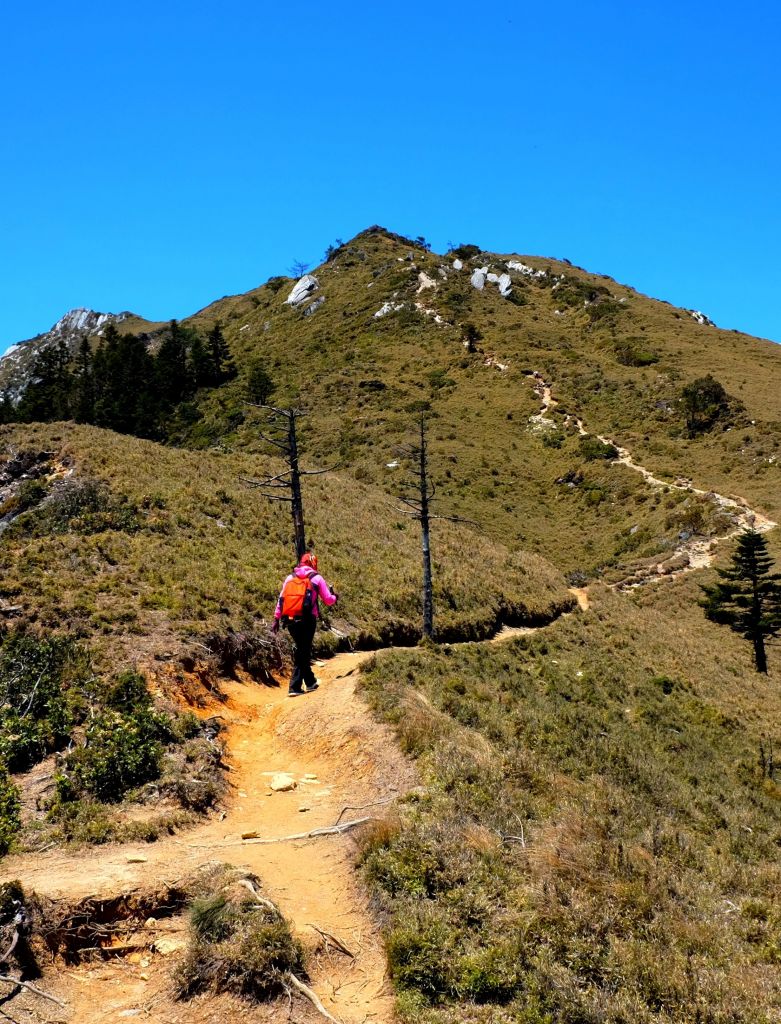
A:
[471,268,487,290]
[0,308,133,402]
[285,275,320,306]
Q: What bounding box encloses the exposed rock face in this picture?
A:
[508,260,547,279]
[689,309,716,327]
[417,271,437,292]
[0,308,132,402]
[303,296,325,317]
[285,275,320,306]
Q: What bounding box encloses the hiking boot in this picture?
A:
[288,689,304,697]
[306,681,319,692]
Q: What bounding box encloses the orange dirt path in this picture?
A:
[2,648,415,1023]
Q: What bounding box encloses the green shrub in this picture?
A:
[578,436,618,461]
[0,632,93,772]
[614,340,659,366]
[11,477,140,536]
[0,477,49,518]
[56,706,166,803]
[0,766,20,856]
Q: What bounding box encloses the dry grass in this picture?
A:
[0,423,572,661]
[358,585,781,1022]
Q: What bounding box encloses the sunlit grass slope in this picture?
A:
[358,586,781,1023]
[171,227,780,580]
[0,421,572,659]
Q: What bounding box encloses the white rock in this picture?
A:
[303,296,325,317]
[487,272,500,284]
[374,301,405,319]
[470,268,487,290]
[498,273,512,297]
[689,309,715,326]
[417,271,436,292]
[507,261,546,279]
[452,258,463,270]
[285,275,319,306]
[270,773,297,792]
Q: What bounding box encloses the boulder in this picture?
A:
[498,273,512,297]
[270,773,297,792]
[303,296,325,317]
[452,258,463,270]
[470,268,487,290]
[285,275,319,306]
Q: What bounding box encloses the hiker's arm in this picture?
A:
[313,575,338,606]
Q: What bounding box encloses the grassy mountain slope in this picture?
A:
[359,585,781,1023]
[169,228,781,580]
[0,421,571,661]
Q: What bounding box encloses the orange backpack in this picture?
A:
[280,572,316,621]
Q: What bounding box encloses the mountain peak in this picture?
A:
[50,308,129,336]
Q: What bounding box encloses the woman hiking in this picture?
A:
[271,552,338,696]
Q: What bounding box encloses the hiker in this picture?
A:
[271,552,338,696]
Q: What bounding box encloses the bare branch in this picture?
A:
[391,505,422,518]
[256,431,290,451]
[0,975,66,1007]
[299,462,342,477]
[429,513,480,527]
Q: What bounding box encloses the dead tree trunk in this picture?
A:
[418,420,434,638]
[394,417,476,641]
[242,404,335,560]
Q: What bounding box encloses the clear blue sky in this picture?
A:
[2,1,780,352]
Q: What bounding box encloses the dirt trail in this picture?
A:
[525,371,777,589]
[3,649,412,1023]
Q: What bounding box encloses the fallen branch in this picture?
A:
[306,924,355,959]
[241,817,373,845]
[286,972,339,1023]
[0,974,66,1007]
[334,798,395,825]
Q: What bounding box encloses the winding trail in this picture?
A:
[525,371,777,589]
[1,623,548,1023]
[2,348,775,1021]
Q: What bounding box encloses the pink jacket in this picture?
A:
[274,566,338,620]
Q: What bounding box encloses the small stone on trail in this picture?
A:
[303,773,318,780]
[298,804,311,812]
[144,917,156,928]
[270,772,297,792]
[154,936,185,956]
[126,856,147,864]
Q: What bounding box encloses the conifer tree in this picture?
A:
[73,335,95,423]
[701,529,781,674]
[207,321,235,384]
[155,320,192,409]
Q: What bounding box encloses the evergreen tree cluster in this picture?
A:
[3,320,236,439]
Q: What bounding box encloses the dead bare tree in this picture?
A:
[288,259,311,278]
[393,417,477,639]
[242,404,335,559]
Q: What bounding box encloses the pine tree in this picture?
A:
[73,335,94,423]
[700,529,781,673]
[18,338,73,422]
[207,321,235,384]
[155,320,192,409]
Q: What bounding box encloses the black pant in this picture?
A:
[286,616,317,692]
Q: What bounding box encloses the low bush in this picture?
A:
[0,766,20,855]
[578,435,618,461]
[0,632,94,772]
[9,477,140,537]
[176,867,305,1002]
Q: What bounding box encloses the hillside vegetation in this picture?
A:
[359,587,781,1023]
[0,422,571,660]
